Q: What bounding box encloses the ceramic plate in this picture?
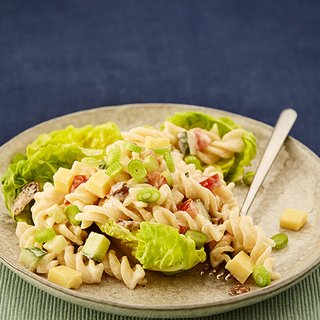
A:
[0,104,319,318]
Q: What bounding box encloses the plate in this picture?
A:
[0,103,319,318]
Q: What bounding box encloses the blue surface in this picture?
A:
[0,0,319,154]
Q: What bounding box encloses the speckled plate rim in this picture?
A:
[0,103,319,319]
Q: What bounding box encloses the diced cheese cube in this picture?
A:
[53,168,74,194]
[48,265,82,289]
[225,250,253,284]
[85,170,112,198]
[145,137,171,149]
[71,161,96,176]
[280,208,308,231]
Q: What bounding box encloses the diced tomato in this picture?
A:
[146,172,167,189]
[70,175,88,192]
[192,128,211,151]
[178,225,189,234]
[199,173,222,191]
[177,198,198,218]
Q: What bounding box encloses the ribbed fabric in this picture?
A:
[1,263,319,320]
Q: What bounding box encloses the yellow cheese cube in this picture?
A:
[145,137,171,149]
[225,250,253,284]
[48,265,82,289]
[280,208,308,231]
[53,168,74,194]
[85,170,112,198]
[71,161,96,176]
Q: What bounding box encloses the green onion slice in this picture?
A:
[161,171,173,187]
[105,146,121,166]
[143,155,159,173]
[127,159,147,182]
[252,265,271,287]
[34,227,56,243]
[153,147,171,155]
[124,141,143,153]
[185,230,207,249]
[164,152,175,172]
[64,205,81,226]
[271,233,288,250]
[106,161,123,177]
[243,171,255,186]
[137,187,161,203]
[184,155,202,170]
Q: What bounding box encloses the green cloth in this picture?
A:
[0,262,319,320]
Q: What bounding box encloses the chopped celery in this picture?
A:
[34,227,56,243]
[106,161,123,177]
[82,232,110,262]
[252,265,271,287]
[124,141,143,153]
[143,155,159,173]
[185,230,207,249]
[127,159,147,182]
[105,145,121,166]
[64,205,81,226]
[184,155,202,170]
[271,233,288,250]
[164,152,175,172]
[137,187,161,203]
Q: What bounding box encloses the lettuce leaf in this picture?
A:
[2,122,122,219]
[226,131,257,182]
[98,220,138,251]
[165,111,257,182]
[1,144,104,218]
[134,222,206,272]
[27,122,122,156]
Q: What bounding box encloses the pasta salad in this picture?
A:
[1,111,280,292]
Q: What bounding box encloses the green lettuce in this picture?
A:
[27,122,122,156]
[99,220,138,250]
[99,221,206,272]
[165,111,257,182]
[1,122,122,219]
[134,222,206,272]
[1,144,104,218]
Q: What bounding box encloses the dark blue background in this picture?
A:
[0,0,319,155]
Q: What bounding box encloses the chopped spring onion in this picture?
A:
[137,187,161,203]
[143,155,159,173]
[105,146,121,166]
[25,247,47,258]
[127,159,147,182]
[243,171,255,186]
[161,171,173,187]
[177,131,189,155]
[124,141,143,153]
[252,265,271,287]
[153,147,171,155]
[106,161,123,177]
[185,230,207,249]
[271,233,288,250]
[34,227,56,243]
[64,205,81,226]
[164,152,175,172]
[184,155,202,170]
